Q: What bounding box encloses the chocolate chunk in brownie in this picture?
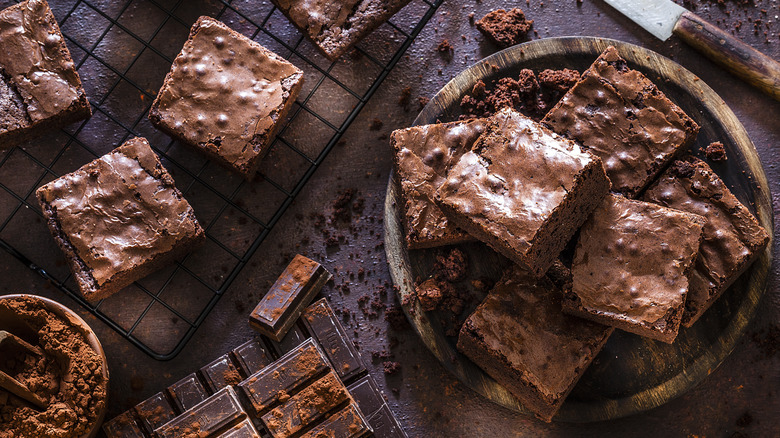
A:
[543,46,700,198]
[435,108,610,277]
[35,137,205,302]
[704,141,728,161]
[475,8,534,48]
[457,264,613,422]
[566,194,706,343]
[643,157,769,327]
[271,0,412,61]
[0,0,91,149]
[391,119,487,249]
[149,17,303,178]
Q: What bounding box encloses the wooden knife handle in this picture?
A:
[673,11,780,101]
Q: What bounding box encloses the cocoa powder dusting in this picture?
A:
[0,297,106,438]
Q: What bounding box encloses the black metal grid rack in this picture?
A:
[0,0,442,360]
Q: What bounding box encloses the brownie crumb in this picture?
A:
[385,304,411,331]
[383,361,401,375]
[369,118,383,131]
[415,278,443,311]
[418,96,430,110]
[670,160,696,178]
[331,188,356,222]
[398,86,412,109]
[705,141,728,162]
[476,8,533,48]
[437,39,453,53]
[434,248,468,282]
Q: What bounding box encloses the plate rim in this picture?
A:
[384,36,774,422]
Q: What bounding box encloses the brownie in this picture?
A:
[457,265,613,422]
[475,8,534,48]
[643,157,769,327]
[271,0,412,61]
[390,119,487,249]
[565,194,706,343]
[704,141,728,161]
[35,137,205,302]
[0,0,91,149]
[435,107,610,277]
[542,46,700,198]
[149,17,303,178]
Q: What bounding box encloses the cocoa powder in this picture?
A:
[0,296,106,438]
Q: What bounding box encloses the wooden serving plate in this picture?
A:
[383,37,773,422]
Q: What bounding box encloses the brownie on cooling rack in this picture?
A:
[643,157,769,327]
[542,46,699,198]
[565,194,706,344]
[271,0,413,61]
[35,137,204,302]
[149,16,303,178]
[0,0,91,149]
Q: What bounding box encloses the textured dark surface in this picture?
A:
[0,0,778,437]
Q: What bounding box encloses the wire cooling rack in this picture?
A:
[0,0,442,360]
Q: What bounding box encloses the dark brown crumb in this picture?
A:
[437,39,453,53]
[434,248,468,282]
[415,278,443,311]
[476,8,534,48]
[670,160,696,178]
[398,86,412,109]
[417,96,430,111]
[331,188,356,222]
[385,304,411,331]
[705,141,728,162]
[383,361,401,375]
[369,118,383,131]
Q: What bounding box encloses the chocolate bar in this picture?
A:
[231,339,273,377]
[261,371,350,438]
[102,410,146,438]
[368,405,406,438]
[302,298,365,382]
[167,373,209,412]
[134,391,176,434]
[250,255,332,341]
[276,324,309,354]
[216,418,262,438]
[346,375,385,418]
[200,354,242,393]
[238,338,330,416]
[299,403,371,438]
[154,386,247,438]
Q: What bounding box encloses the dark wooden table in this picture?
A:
[1,1,777,436]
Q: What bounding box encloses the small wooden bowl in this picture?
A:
[0,294,109,438]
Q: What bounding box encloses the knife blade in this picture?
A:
[604,0,780,101]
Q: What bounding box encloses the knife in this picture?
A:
[604,0,780,101]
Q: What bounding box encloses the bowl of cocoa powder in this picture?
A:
[0,294,109,438]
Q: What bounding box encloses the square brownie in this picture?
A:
[542,46,699,198]
[566,194,706,343]
[435,107,610,277]
[35,137,205,302]
[149,16,303,178]
[643,157,770,327]
[457,264,613,423]
[271,0,412,61]
[0,0,91,149]
[390,119,487,249]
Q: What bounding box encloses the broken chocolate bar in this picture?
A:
[154,386,247,438]
[261,371,350,438]
[200,354,242,393]
[231,338,273,377]
[346,375,385,418]
[134,391,176,434]
[303,298,365,382]
[300,403,371,438]
[167,373,209,413]
[250,254,332,341]
[238,338,330,415]
[216,418,262,438]
[102,410,146,438]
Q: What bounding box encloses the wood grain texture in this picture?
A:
[674,11,780,101]
[383,37,773,422]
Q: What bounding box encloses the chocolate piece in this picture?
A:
[0,0,91,149]
[261,372,350,438]
[103,410,145,438]
[35,137,205,302]
[154,386,247,438]
[390,119,486,249]
[149,16,303,178]
[542,46,700,197]
[457,265,613,422]
[134,391,177,434]
[643,157,769,327]
[704,141,727,162]
[168,373,209,413]
[270,0,412,61]
[366,405,407,438]
[300,403,371,438]
[566,194,706,343]
[231,339,273,377]
[216,419,262,438]
[475,8,534,48]
[238,338,330,415]
[346,375,385,418]
[435,107,610,276]
[200,354,242,393]
[302,298,365,383]
[250,255,332,341]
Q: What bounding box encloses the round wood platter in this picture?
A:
[383,37,773,422]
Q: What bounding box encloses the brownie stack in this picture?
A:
[390,46,769,422]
